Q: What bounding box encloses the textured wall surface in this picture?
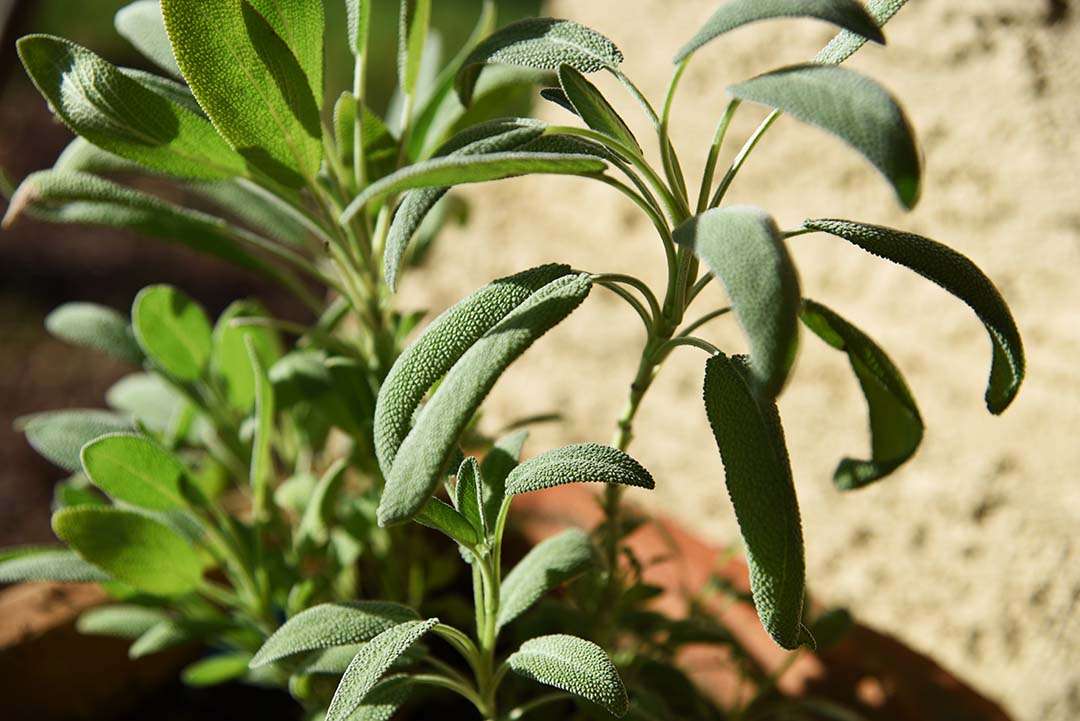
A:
[396,2,1079,719]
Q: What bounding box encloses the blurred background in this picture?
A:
[1,2,1077,721]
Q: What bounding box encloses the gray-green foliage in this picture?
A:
[77,605,171,639]
[45,303,143,365]
[505,444,655,496]
[0,547,110,583]
[18,409,131,472]
[115,0,182,78]
[132,285,213,382]
[508,634,628,717]
[498,528,594,630]
[817,0,908,65]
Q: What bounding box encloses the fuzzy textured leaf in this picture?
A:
[325,619,438,721]
[378,273,593,525]
[674,206,800,398]
[817,0,907,65]
[454,456,486,537]
[0,546,110,583]
[508,634,628,717]
[480,430,528,525]
[53,506,204,596]
[45,302,143,365]
[498,528,594,630]
[251,602,419,667]
[346,0,372,56]
[505,443,654,497]
[801,300,923,489]
[115,1,182,78]
[730,64,921,209]
[415,498,480,547]
[557,64,639,151]
[675,0,883,62]
[19,409,131,472]
[398,0,432,96]
[703,353,807,649]
[804,219,1025,413]
[17,35,245,180]
[77,604,170,638]
[457,18,623,105]
[343,675,413,721]
[132,285,213,381]
[81,433,190,511]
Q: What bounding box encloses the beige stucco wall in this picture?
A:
[398,2,1080,719]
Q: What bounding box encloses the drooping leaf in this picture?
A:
[703,353,808,649]
[374,265,571,475]
[346,0,372,57]
[729,64,921,209]
[342,150,605,223]
[16,35,245,180]
[453,456,485,537]
[160,0,323,186]
[557,65,639,152]
[675,0,883,63]
[132,285,213,382]
[325,619,438,721]
[115,0,183,78]
[817,0,908,65]
[414,498,480,548]
[212,300,282,413]
[0,546,110,583]
[81,433,191,511]
[505,444,654,497]
[508,634,628,717]
[456,18,624,106]
[398,0,432,97]
[45,302,143,365]
[53,137,142,176]
[193,180,311,247]
[498,528,594,630]
[250,602,420,668]
[674,206,800,397]
[800,299,923,489]
[182,652,253,687]
[77,604,170,638]
[377,273,593,525]
[52,506,205,596]
[804,219,1025,413]
[18,409,131,472]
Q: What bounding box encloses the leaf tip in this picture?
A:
[2,177,39,230]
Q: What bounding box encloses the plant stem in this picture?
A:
[698,99,741,213]
[709,109,781,209]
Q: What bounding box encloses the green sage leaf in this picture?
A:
[182,652,253,687]
[77,604,169,638]
[415,498,480,548]
[247,337,275,504]
[557,64,639,151]
[132,285,213,382]
[45,302,143,365]
[81,433,190,511]
[508,634,628,717]
[816,0,907,65]
[453,456,486,537]
[804,218,1025,413]
[674,206,800,398]
[497,528,594,631]
[18,409,131,472]
[115,0,183,78]
[675,0,883,63]
[0,546,110,583]
[296,459,349,548]
[703,353,808,649]
[505,443,654,497]
[246,0,325,107]
[341,675,412,721]
[106,373,202,441]
[346,0,372,57]
[52,506,204,596]
[480,430,528,528]
[729,64,921,209]
[801,299,923,489]
[129,617,225,658]
[398,0,432,97]
[212,300,282,413]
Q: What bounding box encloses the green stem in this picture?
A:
[709,109,782,209]
[698,99,741,213]
[677,306,732,337]
[410,674,487,713]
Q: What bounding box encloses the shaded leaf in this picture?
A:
[132,285,213,382]
[817,0,908,65]
[81,433,191,510]
[115,0,183,78]
[480,430,528,527]
[505,444,654,497]
[498,528,594,630]
[0,546,109,583]
[557,65,639,151]
[453,456,485,537]
[415,498,480,547]
[296,459,349,547]
[508,634,628,717]
[212,300,282,413]
[19,409,131,472]
[246,0,325,107]
[398,0,432,96]
[45,302,142,365]
[106,373,200,441]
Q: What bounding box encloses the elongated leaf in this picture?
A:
[132,285,213,382]
[557,65,639,151]
[77,604,169,638]
[247,337,275,508]
[804,219,1025,413]
[19,409,131,472]
[246,0,325,107]
[346,0,372,56]
[730,64,920,209]
[106,373,202,441]
[334,94,400,187]
[343,675,413,721]
[119,67,204,116]
[115,1,182,78]
[45,302,142,365]
[1,171,279,278]
[129,617,225,658]
[53,137,141,176]
[251,602,420,667]
[480,430,528,528]
[498,528,593,630]
[182,652,253,687]
[326,619,438,721]
[193,180,310,247]
[82,433,190,511]
[378,273,593,525]
[457,18,623,105]
[508,634,628,717]
[53,507,204,596]
[505,444,654,497]
[160,0,322,186]
[415,498,480,547]
[453,457,485,536]
[703,353,807,649]
[398,0,432,96]
[343,150,605,223]
[212,300,282,413]
[675,0,883,62]
[0,546,109,583]
[17,35,245,180]
[801,300,923,489]
[296,459,349,547]
[375,264,571,475]
[817,0,907,65]
[384,119,547,290]
[674,206,800,397]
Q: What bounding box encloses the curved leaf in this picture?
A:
[129,617,225,658]
[505,443,654,497]
[296,459,349,548]
[729,64,921,209]
[45,302,143,365]
[250,601,419,668]
[246,337,274,507]
[115,0,182,78]
[398,0,432,97]
[817,0,908,65]
[17,35,245,180]
[378,273,592,526]
[508,634,628,717]
[246,0,325,107]
[106,373,201,441]
[18,409,131,472]
[804,218,1025,413]
[77,604,170,638]
[801,299,923,489]
[557,65,639,151]
[81,433,190,511]
[498,528,594,631]
[132,285,213,382]
[182,652,253,687]
[674,206,800,398]
[703,353,808,649]
[52,506,205,596]
[456,18,623,105]
[325,619,438,721]
[454,457,486,537]
[0,546,110,583]
[415,498,480,548]
[675,0,883,62]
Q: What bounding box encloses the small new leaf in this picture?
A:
[81,433,191,511]
[454,456,486,537]
[182,652,253,687]
[498,528,594,630]
[508,634,628,717]
[132,285,213,382]
[505,443,654,497]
